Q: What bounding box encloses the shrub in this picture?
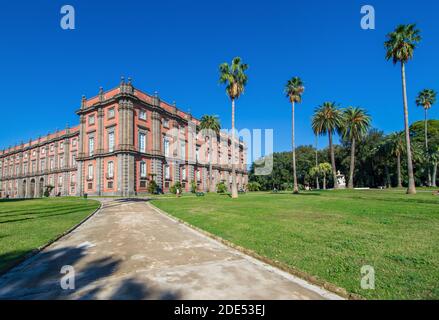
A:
[247,181,261,192]
[147,180,158,194]
[190,181,197,193]
[216,182,228,194]
[44,185,54,198]
[170,182,182,194]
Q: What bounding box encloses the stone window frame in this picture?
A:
[107,107,116,120]
[107,128,116,153]
[87,164,94,181]
[140,161,147,179]
[139,109,147,121]
[88,114,96,126]
[107,161,114,179]
[88,133,95,157]
[138,129,147,153]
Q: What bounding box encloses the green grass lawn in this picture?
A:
[0,197,100,274]
[151,190,439,300]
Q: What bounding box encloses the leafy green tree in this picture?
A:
[416,89,437,186]
[312,102,343,189]
[341,107,371,188]
[199,115,221,192]
[318,163,332,190]
[219,57,248,199]
[284,76,305,194]
[385,24,421,194]
[216,181,228,194]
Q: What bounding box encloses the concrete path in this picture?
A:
[0,199,342,300]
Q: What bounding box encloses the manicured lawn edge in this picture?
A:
[0,200,102,277]
[148,202,362,300]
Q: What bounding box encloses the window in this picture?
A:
[165,165,170,180]
[139,110,147,120]
[60,142,64,151]
[71,174,76,184]
[196,147,200,162]
[107,181,114,189]
[31,161,36,173]
[89,115,95,125]
[88,182,93,190]
[50,158,54,170]
[50,176,54,186]
[41,160,45,170]
[23,165,27,175]
[108,131,115,152]
[180,141,186,160]
[41,148,45,155]
[88,137,95,156]
[140,161,147,178]
[32,150,36,157]
[72,139,77,147]
[108,108,115,119]
[163,118,169,128]
[182,167,187,181]
[59,156,64,168]
[107,161,114,178]
[197,169,201,181]
[72,155,76,166]
[50,144,54,152]
[139,132,146,153]
[58,176,63,186]
[164,138,170,157]
[88,164,94,180]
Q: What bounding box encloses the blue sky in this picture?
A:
[0,0,438,153]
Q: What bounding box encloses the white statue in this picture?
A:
[336,171,346,189]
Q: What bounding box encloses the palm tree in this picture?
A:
[284,77,305,194]
[385,24,421,194]
[341,107,371,189]
[387,131,405,188]
[199,115,221,192]
[416,89,437,186]
[432,146,439,187]
[318,162,332,190]
[312,102,343,189]
[219,57,248,198]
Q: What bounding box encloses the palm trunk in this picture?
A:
[397,153,402,188]
[292,102,299,193]
[315,135,320,189]
[348,138,356,189]
[401,62,416,194]
[329,130,338,189]
[323,172,327,190]
[432,162,437,187]
[231,98,238,198]
[425,108,432,186]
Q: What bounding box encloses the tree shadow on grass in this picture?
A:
[0,245,181,300]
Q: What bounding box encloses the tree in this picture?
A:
[284,77,305,194]
[386,132,405,188]
[385,24,421,194]
[219,57,248,199]
[416,89,437,186]
[312,102,343,189]
[341,107,371,188]
[318,163,332,190]
[199,115,221,192]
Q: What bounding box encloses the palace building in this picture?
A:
[0,78,248,198]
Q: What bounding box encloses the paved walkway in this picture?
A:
[0,199,342,300]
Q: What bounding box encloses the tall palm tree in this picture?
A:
[387,131,405,188]
[219,57,248,198]
[416,89,437,186]
[341,107,371,189]
[312,102,343,189]
[284,77,305,194]
[199,115,221,192]
[385,24,421,194]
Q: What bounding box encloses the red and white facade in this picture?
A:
[0,79,248,198]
